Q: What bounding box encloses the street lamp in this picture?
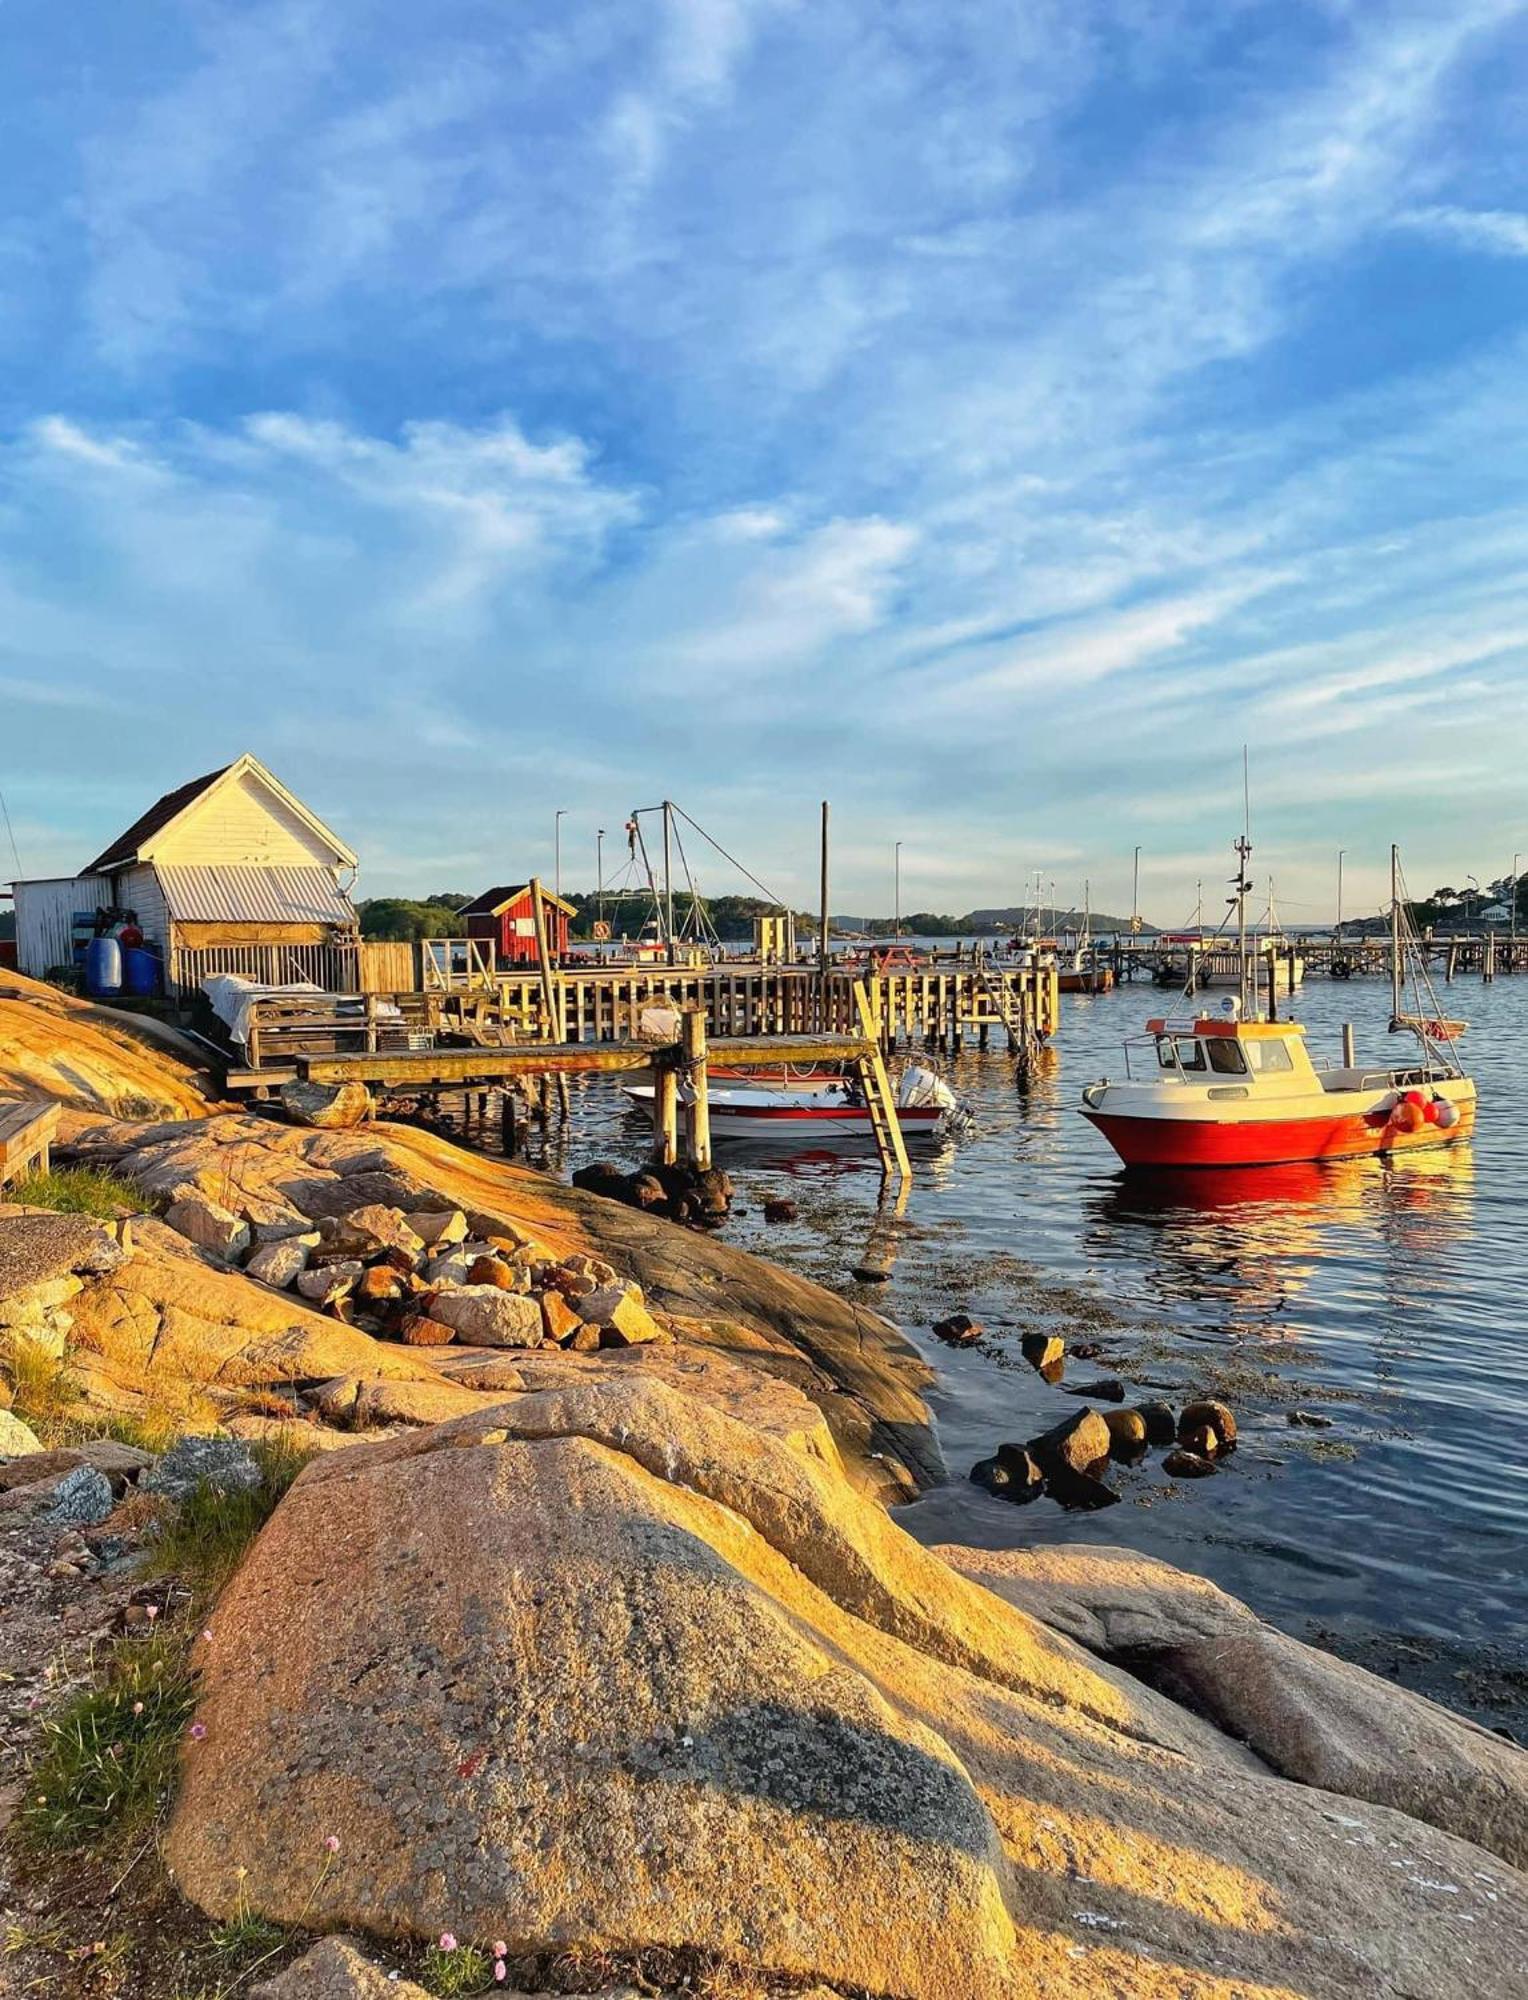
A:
[1466,874,1480,930]
[1336,850,1345,946]
[597,828,606,936]
[1511,850,1521,950]
[1131,846,1141,934]
[554,809,567,901]
[894,841,902,940]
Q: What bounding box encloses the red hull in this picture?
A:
[1083,1105,1475,1169]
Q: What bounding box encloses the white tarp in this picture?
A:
[201,973,322,1048]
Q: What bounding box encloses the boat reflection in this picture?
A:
[1082,1144,1474,1329]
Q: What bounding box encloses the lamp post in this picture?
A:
[894,841,902,941]
[1336,850,1345,947]
[554,809,567,901]
[1466,874,1480,931]
[597,828,606,936]
[1513,852,1521,951]
[1131,846,1141,934]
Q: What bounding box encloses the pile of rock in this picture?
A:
[162,1194,670,1355]
[571,1159,733,1227]
[971,1396,1237,1509]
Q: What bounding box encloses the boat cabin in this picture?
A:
[1145,1016,1307,1081]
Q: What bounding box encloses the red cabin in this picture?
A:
[459,885,575,967]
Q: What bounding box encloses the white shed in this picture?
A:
[11,754,360,998]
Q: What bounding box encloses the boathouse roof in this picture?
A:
[460,885,577,918]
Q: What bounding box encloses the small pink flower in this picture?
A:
[324,1835,340,1853]
[438,1933,457,1953]
[492,1942,507,1959]
[145,1605,159,1622]
[188,1721,207,1741]
[494,1961,507,1984]
[201,1628,214,1643]
[132,1701,144,1716]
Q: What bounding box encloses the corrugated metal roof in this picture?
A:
[154,865,356,927]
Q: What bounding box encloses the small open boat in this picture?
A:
[622,1065,960,1143]
[1081,842,1477,1169]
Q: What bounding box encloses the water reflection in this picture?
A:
[1081,1146,1474,1328]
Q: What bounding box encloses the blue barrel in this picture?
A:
[85,936,122,997]
[122,946,161,997]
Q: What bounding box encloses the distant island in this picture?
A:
[353,892,1153,943]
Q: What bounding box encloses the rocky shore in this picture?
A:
[2,979,1526,1998]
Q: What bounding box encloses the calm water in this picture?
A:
[514,967,1527,1730]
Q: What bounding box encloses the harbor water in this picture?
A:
[516,963,1528,1735]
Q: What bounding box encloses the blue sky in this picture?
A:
[4,0,1528,923]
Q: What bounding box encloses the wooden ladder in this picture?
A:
[974,961,1026,1053]
[852,983,911,1182]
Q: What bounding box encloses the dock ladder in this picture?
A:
[973,960,1026,1055]
[852,983,911,1182]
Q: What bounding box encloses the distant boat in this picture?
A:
[1056,883,1115,992]
[1080,841,1476,1169]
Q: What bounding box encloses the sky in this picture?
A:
[3,0,1528,926]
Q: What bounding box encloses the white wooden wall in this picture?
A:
[149,768,341,870]
[116,864,169,950]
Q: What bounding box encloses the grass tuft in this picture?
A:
[0,1333,83,1432]
[17,1630,197,1853]
[415,1942,494,1996]
[6,1164,143,1218]
[142,1436,313,1603]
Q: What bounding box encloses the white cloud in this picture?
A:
[1395,204,1528,258]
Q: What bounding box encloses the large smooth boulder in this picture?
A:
[941,1542,1528,1872]
[427,1286,544,1348]
[168,1378,1527,2000]
[0,986,212,1119]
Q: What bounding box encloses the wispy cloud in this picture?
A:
[6,2,1528,909]
[1395,204,1528,258]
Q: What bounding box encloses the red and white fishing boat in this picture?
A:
[1081,842,1477,1170]
[622,1065,961,1144]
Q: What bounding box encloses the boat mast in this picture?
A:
[1234,835,1252,1017]
[1390,843,1403,1026]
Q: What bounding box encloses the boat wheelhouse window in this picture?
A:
[1157,1036,1207,1071]
[1245,1039,1294,1074]
[1205,1039,1248,1075]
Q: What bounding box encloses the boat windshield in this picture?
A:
[1245,1040,1294,1074]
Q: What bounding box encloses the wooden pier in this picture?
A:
[233,958,1058,1081]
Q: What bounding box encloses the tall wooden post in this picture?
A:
[816,796,828,1032]
[529,876,570,1117]
[681,1005,711,1170]
[652,1065,679,1166]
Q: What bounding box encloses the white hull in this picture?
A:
[621,1081,948,1144]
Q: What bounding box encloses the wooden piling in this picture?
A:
[681,1006,712,1171]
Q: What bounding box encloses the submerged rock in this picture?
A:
[1178,1397,1237,1452]
[932,1312,982,1347]
[1133,1399,1177,1446]
[1102,1407,1148,1459]
[1027,1407,1111,1484]
[1162,1447,1217,1479]
[1019,1333,1064,1373]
